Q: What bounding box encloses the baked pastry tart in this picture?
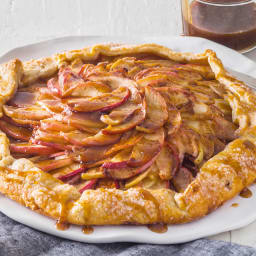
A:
[0,43,256,226]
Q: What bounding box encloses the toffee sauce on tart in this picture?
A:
[2,53,239,229]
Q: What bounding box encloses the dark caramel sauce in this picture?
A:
[55,220,70,231]
[148,224,168,234]
[231,203,239,207]
[82,225,94,235]
[239,187,252,198]
[183,0,256,51]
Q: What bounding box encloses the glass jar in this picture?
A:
[181,0,256,52]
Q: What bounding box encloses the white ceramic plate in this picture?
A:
[1,36,256,244]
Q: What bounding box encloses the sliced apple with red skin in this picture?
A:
[62,130,121,147]
[106,132,143,155]
[156,86,193,108]
[171,167,194,193]
[37,99,66,114]
[35,140,73,151]
[10,143,58,155]
[32,129,74,151]
[104,149,161,180]
[0,120,32,141]
[47,77,61,96]
[38,87,59,100]
[7,91,37,107]
[95,76,142,125]
[79,179,98,193]
[10,118,40,128]
[100,103,140,126]
[33,129,68,145]
[3,105,51,121]
[55,111,105,134]
[68,81,111,97]
[134,67,178,80]
[57,67,88,97]
[66,87,130,112]
[40,119,76,132]
[1,116,30,128]
[49,151,67,158]
[72,145,112,163]
[127,128,165,167]
[79,62,108,80]
[102,102,146,135]
[36,157,73,172]
[155,145,174,180]
[139,86,168,130]
[58,166,86,182]
[102,161,129,169]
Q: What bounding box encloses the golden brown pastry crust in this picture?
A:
[0,43,256,225]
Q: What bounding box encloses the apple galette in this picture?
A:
[0,43,256,226]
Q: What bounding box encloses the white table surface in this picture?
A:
[1,0,256,247]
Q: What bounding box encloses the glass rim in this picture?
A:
[195,0,255,6]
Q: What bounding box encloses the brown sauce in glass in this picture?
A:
[148,224,168,234]
[82,225,94,235]
[239,187,252,198]
[55,220,70,231]
[183,0,256,51]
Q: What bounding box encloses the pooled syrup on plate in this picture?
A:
[239,187,252,198]
[147,224,168,234]
[82,225,94,235]
[55,220,70,231]
[231,203,239,208]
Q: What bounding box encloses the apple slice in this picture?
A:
[58,166,86,182]
[33,129,74,151]
[38,87,60,100]
[102,161,129,169]
[1,116,30,128]
[56,111,105,134]
[72,145,111,163]
[127,129,164,168]
[37,99,65,114]
[35,140,73,151]
[10,143,58,155]
[100,103,140,126]
[68,81,111,97]
[155,145,174,180]
[47,77,61,96]
[62,130,121,147]
[33,129,67,145]
[7,91,37,107]
[10,118,40,127]
[40,119,76,132]
[79,179,98,193]
[79,63,108,79]
[139,86,168,130]
[58,67,87,97]
[66,87,130,112]
[171,167,194,193]
[3,105,51,121]
[0,120,32,141]
[134,67,178,80]
[104,149,161,180]
[36,157,73,172]
[102,105,146,135]
[49,151,67,158]
[106,132,143,155]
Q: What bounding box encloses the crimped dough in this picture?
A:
[0,43,256,225]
